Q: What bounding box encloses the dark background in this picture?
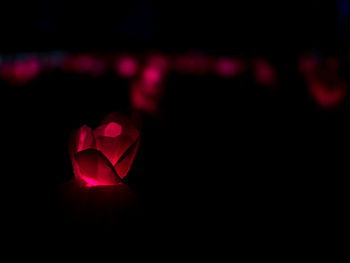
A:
[2,0,348,245]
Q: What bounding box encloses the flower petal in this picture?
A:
[94,135,135,166]
[68,125,95,159]
[101,112,141,140]
[74,149,121,186]
[94,122,123,138]
[115,139,140,179]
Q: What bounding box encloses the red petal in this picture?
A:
[74,149,121,186]
[94,122,122,138]
[104,122,122,137]
[94,135,135,166]
[101,112,131,126]
[101,112,141,140]
[115,139,140,179]
[68,125,95,159]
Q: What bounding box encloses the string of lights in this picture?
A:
[1,51,349,111]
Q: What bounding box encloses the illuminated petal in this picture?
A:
[115,139,141,179]
[94,122,122,138]
[94,134,135,166]
[215,58,243,78]
[68,125,95,159]
[99,112,140,142]
[74,149,121,186]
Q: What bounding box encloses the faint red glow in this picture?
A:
[69,113,140,186]
[73,54,106,76]
[325,56,340,73]
[115,56,139,78]
[146,54,169,71]
[39,52,66,71]
[253,58,277,88]
[173,53,210,75]
[129,64,165,115]
[214,57,245,77]
[300,54,341,78]
[130,81,162,115]
[0,63,13,80]
[299,53,318,77]
[61,55,75,72]
[59,178,139,223]
[0,57,40,85]
[73,55,94,73]
[60,54,106,76]
[307,74,348,109]
[299,54,347,109]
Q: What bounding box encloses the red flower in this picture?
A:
[69,113,141,186]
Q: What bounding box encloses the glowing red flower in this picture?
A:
[69,113,141,186]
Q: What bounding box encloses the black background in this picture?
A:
[2,1,348,246]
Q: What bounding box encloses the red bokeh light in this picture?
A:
[130,81,163,115]
[214,57,245,78]
[0,57,40,85]
[307,76,348,109]
[252,58,277,88]
[146,54,169,72]
[115,55,139,78]
[142,66,163,87]
[173,53,211,75]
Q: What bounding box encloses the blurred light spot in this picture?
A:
[130,82,160,115]
[308,72,348,109]
[215,57,244,77]
[299,54,318,76]
[142,66,163,86]
[73,54,106,76]
[325,56,340,73]
[253,58,277,88]
[146,54,169,71]
[115,56,138,78]
[173,53,211,75]
[8,57,41,85]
